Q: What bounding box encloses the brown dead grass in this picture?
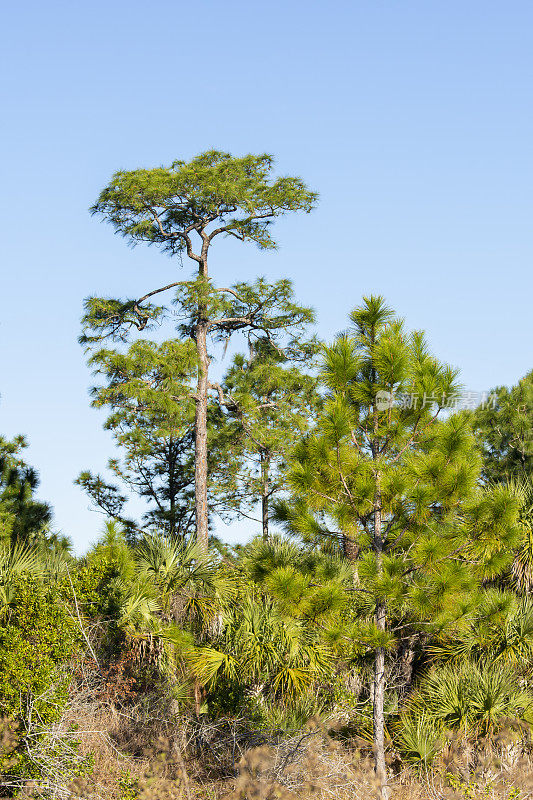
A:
[7,681,533,800]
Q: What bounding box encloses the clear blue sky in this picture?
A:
[2,0,532,553]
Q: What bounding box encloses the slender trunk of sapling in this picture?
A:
[371,330,389,798]
[261,451,270,540]
[373,488,389,799]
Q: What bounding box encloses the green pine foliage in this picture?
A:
[469,369,533,483]
[219,338,321,538]
[275,296,521,789]
[0,435,52,544]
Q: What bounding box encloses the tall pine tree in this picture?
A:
[82,152,317,549]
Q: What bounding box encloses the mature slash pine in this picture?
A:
[278,296,520,798]
[220,338,321,540]
[82,152,317,550]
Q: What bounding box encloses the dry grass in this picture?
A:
[4,681,533,800]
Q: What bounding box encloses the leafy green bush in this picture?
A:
[0,576,80,784]
[0,577,79,724]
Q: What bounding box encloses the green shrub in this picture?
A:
[0,576,80,785]
[0,576,79,723]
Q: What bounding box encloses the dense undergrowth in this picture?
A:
[1,519,533,798]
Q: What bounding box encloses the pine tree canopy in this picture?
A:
[90,151,318,253]
[278,296,520,622]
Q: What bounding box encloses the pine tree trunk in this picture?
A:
[195,271,209,552]
[261,451,270,540]
[373,603,388,798]
[373,487,389,799]
[342,535,359,562]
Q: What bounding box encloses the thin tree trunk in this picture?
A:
[195,266,210,552]
[372,486,389,799]
[261,451,270,540]
[373,602,388,798]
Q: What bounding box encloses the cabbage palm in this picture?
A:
[114,575,194,684]
[115,577,161,633]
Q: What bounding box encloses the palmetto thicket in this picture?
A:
[405,661,533,738]
[276,296,520,796]
[190,536,352,723]
[430,588,533,670]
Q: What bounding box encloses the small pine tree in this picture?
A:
[277,296,520,797]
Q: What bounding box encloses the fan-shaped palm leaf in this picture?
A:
[135,534,235,628]
[0,541,45,614]
[410,661,533,737]
[115,577,161,632]
[394,712,443,766]
[508,477,533,592]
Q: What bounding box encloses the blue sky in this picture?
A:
[1,0,532,552]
